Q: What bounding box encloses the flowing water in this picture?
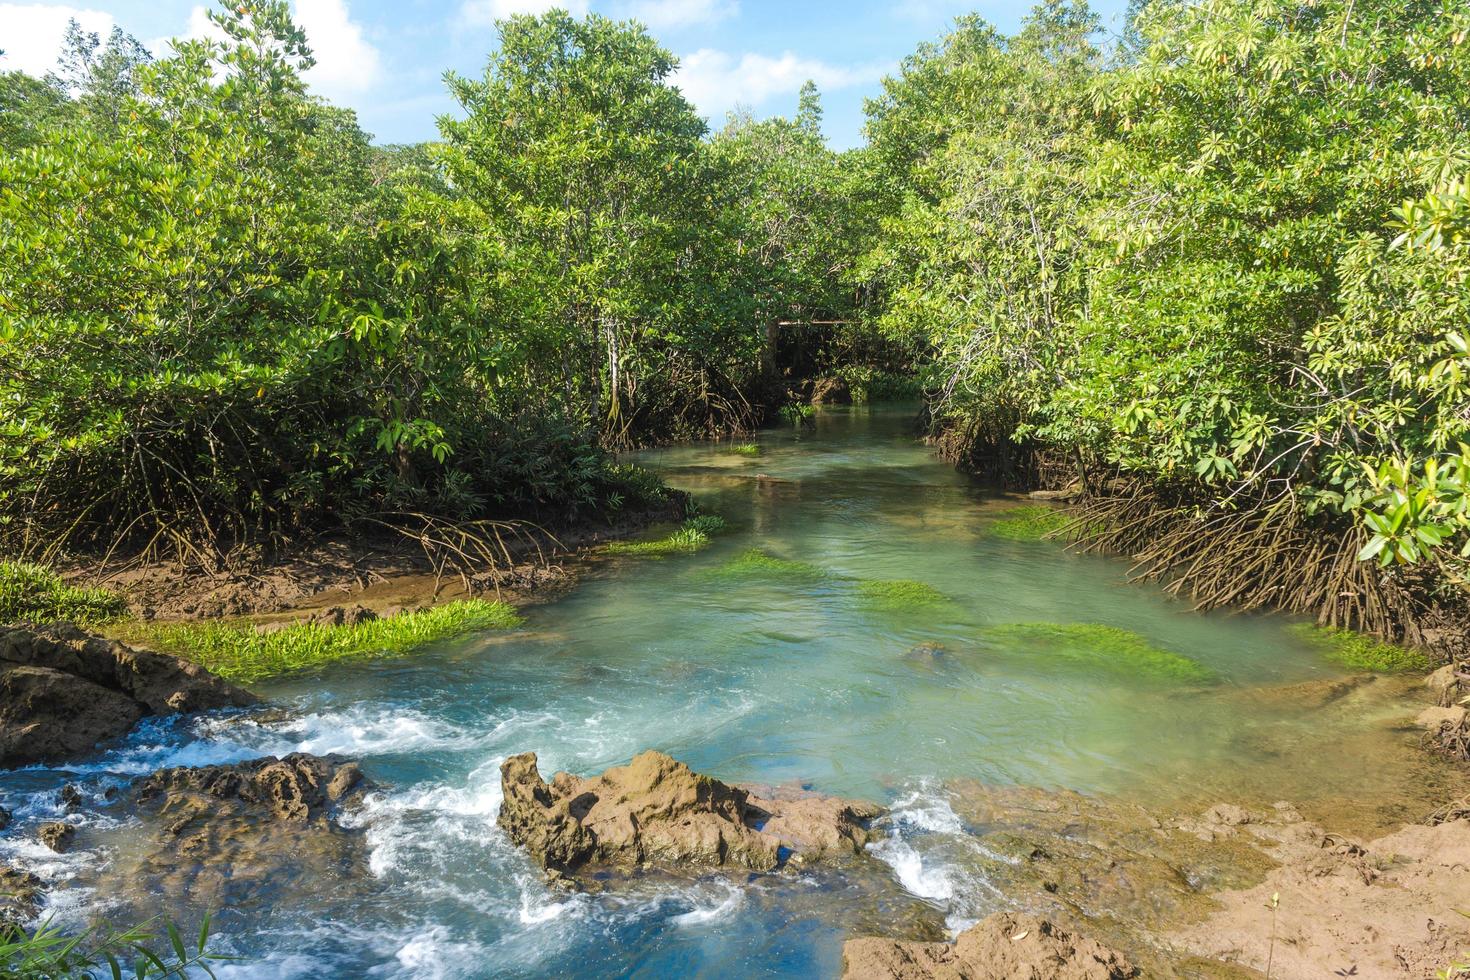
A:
[2,405,1459,977]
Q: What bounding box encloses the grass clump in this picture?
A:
[1287,623,1433,673]
[988,505,1071,541]
[709,548,827,583]
[0,561,127,626]
[857,579,949,612]
[114,598,523,684]
[726,443,761,457]
[606,516,726,558]
[985,622,1217,684]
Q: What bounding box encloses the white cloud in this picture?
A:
[672,48,888,119]
[460,0,589,27]
[617,0,738,30]
[159,0,381,99]
[295,0,381,98]
[0,3,114,76]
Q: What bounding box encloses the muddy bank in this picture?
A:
[68,499,686,626]
[907,780,1470,978]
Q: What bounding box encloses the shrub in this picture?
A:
[0,561,126,626]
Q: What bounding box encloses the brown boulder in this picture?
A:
[499,750,882,879]
[0,625,256,768]
[842,912,1136,979]
[127,754,371,908]
[37,821,74,853]
[0,864,43,932]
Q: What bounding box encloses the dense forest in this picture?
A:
[2,0,1467,644]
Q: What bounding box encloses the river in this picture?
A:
[1,405,1457,977]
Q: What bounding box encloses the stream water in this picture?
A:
[1,405,1458,977]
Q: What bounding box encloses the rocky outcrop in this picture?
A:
[0,624,256,768]
[842,912,1137,980]
[0,864,43,933]
[127,753,371,908]
[37,821,74,853]
[499,750,882,880]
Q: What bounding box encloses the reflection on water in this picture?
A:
[1,405,1459,978]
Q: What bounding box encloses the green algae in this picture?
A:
[726,443,761,457]
[709,548,827,582]
[606,516,727,558]
[984,622,1217,683]
[1287,623,1433,674]
[114,599,523,684]
[987,505,1071,541]
[856,579,949,612]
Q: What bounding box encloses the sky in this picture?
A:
[0,0,1130,148]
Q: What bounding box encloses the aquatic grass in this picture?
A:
[113,599,523,684]
[1287,623,1432,673]
[707,548,827,583]
[984,622,1217,684]
[0,561,127,626]
[606,517,727,558]
[726,443,761,457]
[856,579,949,612]
[987,505,1071,542]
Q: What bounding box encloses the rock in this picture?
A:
[305,605,378,628]
[38,821,74,853]
[0,864,43,932]
[127,753,372,908]
[0,806,9,832]
[1416,705,1468,732]
[810,376,852,404]
[0,624,256,768]
[498,750,882,879]
[841,912,1137,979]
[1427,663,1465,706]
[1029,488,1081,502]
[59,784,82,811]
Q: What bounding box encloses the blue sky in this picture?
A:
[1,0,1130,147]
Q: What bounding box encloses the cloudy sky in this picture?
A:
[0,0,1130,147]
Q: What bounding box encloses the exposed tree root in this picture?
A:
[1059,483,1462,649]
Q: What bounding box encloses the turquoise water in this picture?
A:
[0,405,1447,977]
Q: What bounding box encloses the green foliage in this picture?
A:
[985,622,1217,683]
[779,403,816,426]
[1287,623,1434,674]
[988,505,1071,541]
[855,578,949,611]
[861,0,1470,581]
[606,516,726,557]
[709,548,827,583]
[726,443,762,457]
[0,561,126,626]
[114,599,522,683]
[0,913,231,978]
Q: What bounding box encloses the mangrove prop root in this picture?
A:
[1058,482,1436,647]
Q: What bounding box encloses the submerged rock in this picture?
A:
[127,753,371,908]
[499,750,882,880]
[0,624,256,768]
[841,912,1137,980]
